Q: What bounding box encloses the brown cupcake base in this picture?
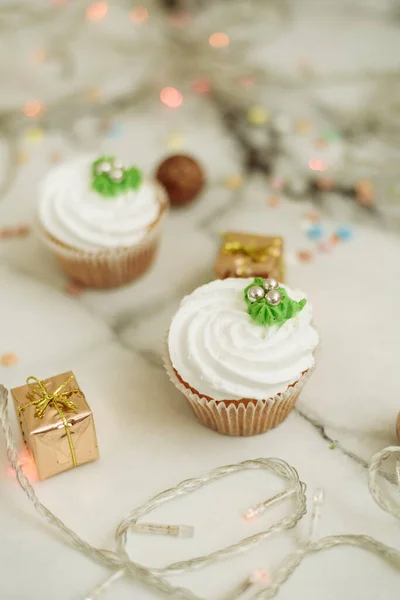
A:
[55,239,158,289]
[164,351,313,437]
[39,184,168,289]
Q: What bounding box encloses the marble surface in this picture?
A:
[0,1,399,599]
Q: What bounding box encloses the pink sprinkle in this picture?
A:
[317,241,331,253]
[66,281,85,296]
[308,158,328,172]
[270,177,284,191]
[297,250,313,262]
[192,77,211,95]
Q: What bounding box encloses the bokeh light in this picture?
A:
[209,32,230,48]
[169,11,190,27]
[86,1,108,22]
[192,77,211,95]
[7,449,38,482]
[250,569,270,584]
[30,47,47,64]
[238,76,256,87]
[130,6,149,24]
[160,87,183,108]
[308,158,328,172]
[23,99,43,118]
[244,507,257,521]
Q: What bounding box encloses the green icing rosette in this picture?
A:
[244,277,306,326]
[91,156,142,198]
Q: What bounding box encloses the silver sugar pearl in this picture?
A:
[266,289,282,306]
[112,158,124,170]
[263,277,279,291]
[247,285,265,303]
[109,168,124,183]
[96,161,112,175]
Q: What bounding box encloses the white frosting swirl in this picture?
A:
[168,278,319,401]
[39,156,164,250]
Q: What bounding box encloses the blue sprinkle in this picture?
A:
[335,226,353,241]
[306,224,324,240]
[105,121,123,138]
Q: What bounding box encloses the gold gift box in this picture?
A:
[11,371,99,480]
[215,232,284,281]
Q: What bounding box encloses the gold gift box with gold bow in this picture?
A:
[11,371,99,480]
[215,232,284,281]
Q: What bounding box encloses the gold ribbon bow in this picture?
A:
[18,375,81,468]
[222,240,270,263]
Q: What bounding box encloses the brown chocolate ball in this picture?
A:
[155,155,205,206]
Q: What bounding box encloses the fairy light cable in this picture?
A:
[0,385,306,600]
[1,385,399,599]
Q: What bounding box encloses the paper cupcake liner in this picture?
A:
[164,350,314,437]
[39,186,168,289]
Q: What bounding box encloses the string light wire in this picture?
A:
[0,385,399,599]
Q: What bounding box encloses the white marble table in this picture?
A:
[0,1,399,599]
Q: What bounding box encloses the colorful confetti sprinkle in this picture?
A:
[225,174,244,190]
[305,209,321,222]
[314,137,328,150]
[329,233,340,245]
[65,281,85,296]
[191,77,211,95]
[49,150,63,164]
[84,86,102,103]
[329,442,337,450]
[335,226,353,241]
[104,120,123,138]
[306,223,324,240]
[247,106,270,126]
[25,126,44,144]
[317,241,331,253]
[0,226,30,239]
[15,150,30,165]
[322,129,341,143]
[295,119,312,134]
[267,194,280,207]
[0,353,18,367]
[297,249,313,262]
[270,176,284,191]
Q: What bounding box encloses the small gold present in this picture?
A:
[215,232,284,281]
[11,371,99,480]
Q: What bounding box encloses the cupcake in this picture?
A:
[39,155,168,288]
[165,277,318,436]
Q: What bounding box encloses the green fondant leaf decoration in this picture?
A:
[91,156,142,198]
[244,277,306,327]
